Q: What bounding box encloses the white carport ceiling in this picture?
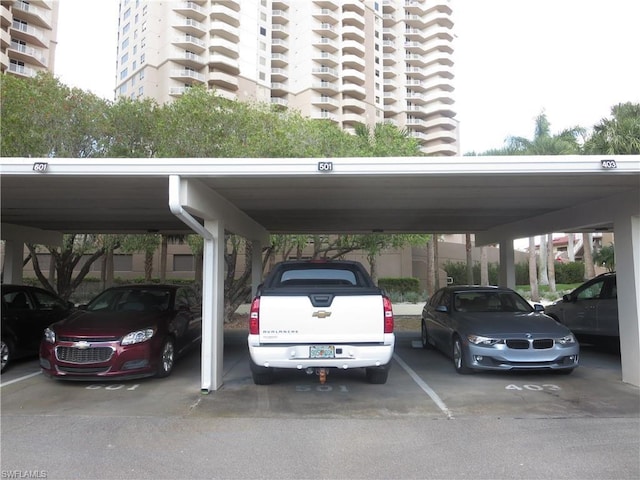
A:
[1,156,639,237]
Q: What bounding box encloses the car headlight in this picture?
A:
[44,327,56,344]
[467,334,502,346]
[556,334,577,345]
[121,328,155,346]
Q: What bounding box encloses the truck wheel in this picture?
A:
[365,365,389,384]
[250,361,274,385]
[1,337,13,373]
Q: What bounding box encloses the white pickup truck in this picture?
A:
[247,260,395,385]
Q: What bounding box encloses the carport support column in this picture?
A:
[251,240,263,297]
[201,219,225,393]
[614,213,640,387]
[2,239,25,284]
[498,239,516,289]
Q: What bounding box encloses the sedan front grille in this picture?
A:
[506,339,554,350]
[56,346,114,364]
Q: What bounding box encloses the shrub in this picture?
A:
[378,277,420,294]
[554,262,584,284]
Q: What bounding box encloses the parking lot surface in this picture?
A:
[1,328,638,480]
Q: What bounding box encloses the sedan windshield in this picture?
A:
[453,291,533,313]
[87,288,171,312]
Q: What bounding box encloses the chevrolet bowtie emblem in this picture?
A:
[312,310,332,319]
[74,341,91,349]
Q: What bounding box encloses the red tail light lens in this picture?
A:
[383,296,394,333]
[249,297,260,335]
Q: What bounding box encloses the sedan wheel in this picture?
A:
[452,336,472,374]
[421,321,433,349]
[1,338,12,373]
[156,338,175,378]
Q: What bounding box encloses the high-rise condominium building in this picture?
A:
[0,0,59,77]
[115,0,457,155]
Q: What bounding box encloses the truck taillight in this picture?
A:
[249,297,260,334]
[383,296,394,333]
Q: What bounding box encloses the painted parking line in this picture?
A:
[0,371,41,388]
[393,353,454,419]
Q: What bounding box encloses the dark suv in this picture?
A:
[544,273,618,343]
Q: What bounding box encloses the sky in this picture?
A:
[54,0,640,154]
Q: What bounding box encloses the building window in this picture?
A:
[123,8,131,20]
[173,255,195,271]
[121,53,129,64]
[122,38,129,50]
[259,26,266,36]
[139,68,145,80]
[123,22,130,35]
[120,68,128,79]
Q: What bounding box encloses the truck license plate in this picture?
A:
[309,345,335,359]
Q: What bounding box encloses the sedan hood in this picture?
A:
[456,312,571,336]
[51,310,164,337]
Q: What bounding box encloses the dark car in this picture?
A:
[1,284,75,373]
[40,284,201,380]
[421,286,579,374]
[544,272,618,343]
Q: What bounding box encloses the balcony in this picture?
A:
[313,51,339,67]
[313,9,338,23]
[174,2,207,22]
[209,54,240,74]
[341,82,366,99]
[313,22,338,38]
[271,82,288,95]
[170,69,206,83]
[8,61,36,77]
[383,78,398,91]
[313,1,340,10]
[271,52,288,68]
[341,112,363,126]
[209,70,238,90]
[11,21,46,48]
[342,39,364,56]
[342,0,365,16]
[342,25,364,43]
[271,24,289,38]
[210,36,239,58]
[342,97,365,113]
[271,38,289,53]
[9,40,47,67]
[383,92,398,105]
[270,97,288,107]
[12,1,52,29]
[173,35,206,52]
[342,10,364,29]
[313,37,338,52]
[382,0,397,12]
[382,39,396,52]
[312,66,338,80]
[317,110,338,123]
[342,68,365,85]
[210,3,240,27]
[271,67,288,82]
[173,17,206,36]
[272,9,288,24]
[342,54,365,71]
[312,80,339,94]
[210,21,240,42]
[404,0,428,15]
[312,96,339,110]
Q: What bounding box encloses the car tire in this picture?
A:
[365,365,389,384]
[156,337,175,378]
[452,335,472,374]
[1,337,13,373]
[421,320,433,349]
[250,361,274,385]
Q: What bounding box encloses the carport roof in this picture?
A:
[1,155,639,242]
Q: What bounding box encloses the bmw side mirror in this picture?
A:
[533,304,544,312]
[435,305,448,313]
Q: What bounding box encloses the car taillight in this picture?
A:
[249,297,260,335]
[383,296,394,333]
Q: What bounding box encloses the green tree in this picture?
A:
[121,234,162,281]
[1,73,109,157]
[25,235,114,300]
[584,102,640,154]
[594,244,615,272]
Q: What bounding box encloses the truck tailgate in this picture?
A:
[258,294,385,344]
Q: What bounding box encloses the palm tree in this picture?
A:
[584,102,640,154]
[506,113,584,296]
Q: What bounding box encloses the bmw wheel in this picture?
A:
[156,338,175,378]
[452,336,472,374]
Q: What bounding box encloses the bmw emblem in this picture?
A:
[525,333,533,339]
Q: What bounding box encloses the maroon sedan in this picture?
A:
[40,284,201,380]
